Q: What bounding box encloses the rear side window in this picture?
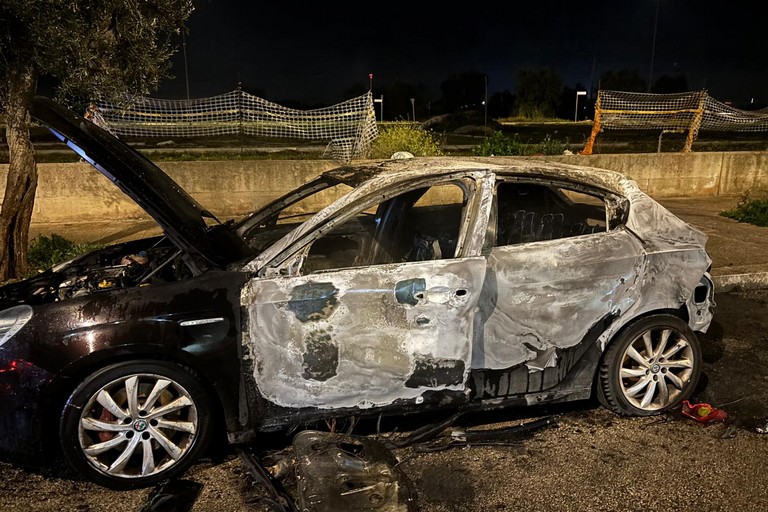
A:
[495,182,607,246]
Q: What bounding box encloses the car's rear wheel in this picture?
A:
[60,361,211,489]
[597,315,702,416]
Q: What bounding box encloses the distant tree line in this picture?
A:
[332,67,691,122]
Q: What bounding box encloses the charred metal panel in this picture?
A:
[471,311,621,401]
[404,356,465,388]
[293,430,416,512]
[528,370,543,392]
[242,258,486,410]
[580,187,715,346]
[288,282,340,322]
[302,329,339,380]
[507,366,529,395]
[474,229,646,376]
[542,366,560,389]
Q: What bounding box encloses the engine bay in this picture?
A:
[0,236,195,307]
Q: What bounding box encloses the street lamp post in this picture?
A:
[575,91,587,122]
[182,32,190,100]
[410,98,415,122]
[648,0,660,92]
[484,74,488,128]
[374,95,384,122]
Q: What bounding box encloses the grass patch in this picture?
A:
[472,131,569,156]
[720,197,768,227]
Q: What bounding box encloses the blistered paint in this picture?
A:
[473,229,648,373]
[287,282,339,322]
[394,278,426,306]
[242,258,486,409]
[293,430,416,512]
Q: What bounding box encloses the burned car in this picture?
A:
[0,97,714,489]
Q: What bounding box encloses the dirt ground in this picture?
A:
[1,288,767,512]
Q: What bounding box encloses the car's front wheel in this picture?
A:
[60,361,212,489]
[597,315,702,416]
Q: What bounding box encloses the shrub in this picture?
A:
[369,124,444,159]
[28,234,101,273]
[473,131,569,157]
[534,134,569,155]
[473,131,529,156]
[720,197,768,227]
[473,131,568,157]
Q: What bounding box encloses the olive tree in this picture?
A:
[514,68,563,119]
[0,0,193,280]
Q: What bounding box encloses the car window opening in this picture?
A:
[495,182,607,246]
[302,182,467,274]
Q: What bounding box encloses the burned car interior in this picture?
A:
[302,181,468,273]
[260,174,620,281]
[494,181,609,245]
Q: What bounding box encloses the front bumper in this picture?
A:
[0,356,56,464]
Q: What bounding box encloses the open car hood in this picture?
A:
[30,96,247,266]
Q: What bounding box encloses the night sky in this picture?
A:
[156,0,768,108]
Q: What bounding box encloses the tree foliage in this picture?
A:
[1,0,193,105]
[0,0,193,279]
[599,69,647,93]
[514,68,563,119]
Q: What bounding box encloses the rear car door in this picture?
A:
[472,178,647,399]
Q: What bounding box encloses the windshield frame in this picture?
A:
[232,175,353,241]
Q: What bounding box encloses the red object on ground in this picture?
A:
[681,400,728,423]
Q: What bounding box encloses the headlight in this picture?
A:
[0,305,33,348]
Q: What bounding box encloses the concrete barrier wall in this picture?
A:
[543,152,768,198]
[0,152,766,225]
[1,160,340,224]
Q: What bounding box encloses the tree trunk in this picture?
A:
[1,62,38,281]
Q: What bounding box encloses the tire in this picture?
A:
[597,314,702,416]
[60,361,212,489]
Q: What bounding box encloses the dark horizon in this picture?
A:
[155,0,768,109]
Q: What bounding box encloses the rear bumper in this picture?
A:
[688,273,715,333]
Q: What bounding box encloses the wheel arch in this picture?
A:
[599,305,688,354]
[590,306,688,393]
[39,345,235,462]
[595,309,701,415]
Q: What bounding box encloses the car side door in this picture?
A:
[241,173,493,412]
[472,178,647,399]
